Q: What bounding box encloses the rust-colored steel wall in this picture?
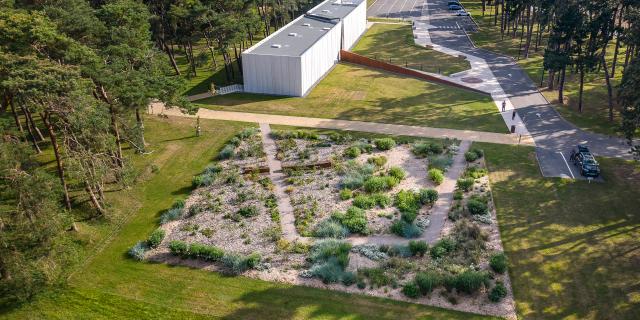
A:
[339,50,489,96]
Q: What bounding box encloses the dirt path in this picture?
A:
[259,123,311,243]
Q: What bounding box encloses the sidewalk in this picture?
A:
[150,102,535,146]
[406,18,531,137]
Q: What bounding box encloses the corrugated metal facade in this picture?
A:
[242,0,366,97]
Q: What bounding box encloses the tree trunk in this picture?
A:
[42,112,71,210]
[8,97,25,139]
[578,66,585,112]
[494,0,499,26]
[601,51,615,121]
[85,182,107,216]
[548,70,555,90]
[19,105,41,153]
[524,6,535,58]
[163,41,181,76]
[611,5,624,77]
[24,107,45,141]
[98,86,124,168]
[135,107,146,151]
[558,66,566,104]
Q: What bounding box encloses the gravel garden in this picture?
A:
[135,127,516,319]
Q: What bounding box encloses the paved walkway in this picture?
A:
[150,103,535,146]
[258,123,310,243]
[186,92,213,102]
[348,140,471,246]
[370,0,633,179]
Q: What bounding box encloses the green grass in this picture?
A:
[478,142,640,319]
[352,23,469,75]
[197,63,507,133]
[462,1,630,136]
[0,116,494,319]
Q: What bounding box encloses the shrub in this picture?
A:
[168,240,189,257]
[160,207,183,224]
[238,205,259,217]
[464,151,479,162]
[192,173,215,187]
[373,193,392,208]
[189,243,224,261]
[128,241,148,261]
[339,188,353,200]
[456,177,475,192]
[353,195,376,209]
[490,252,508,274]
[390,220,423,238]
[342,271,357,286]
[354,141,373,153]
[218,144,235,159]
[471,148,484,159]
[338,207,367,234]
[453,190,464,200]
[430,238,456,259]
[310,259,345,284]
[147,228,165,248]
[408,240,429,256]
[221,254,250,275]
[395,190,420,216]
[341,175,365,190]
[313,219,349,238]
[428,154,453,171]
[344,146,362,158]
[415,271,441,295]
[374,138,396,150]
[467,199,488,215]
[453,270,489,294]
[489,281,508,302]
[464,166,488,179]
[402,282,420,298]
[367,156,387,167]
[359,268,393,288]
[363,176,398,193]
[419,189,438,205]
[388,166,407,180]
[412,141,444,157]
[309,239,352,265]
[428,168,444,185]
[329,132,351,144]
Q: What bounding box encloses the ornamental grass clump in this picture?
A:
[128,241,148,261]
[390,219,423,238]
[308,240,353,284]
[352,194,377,209]
[388,166,407,180]
[415,271,442,295]
[374,138,396,150]
[419,188,438,205]
[312,219,349,239]
[428,168,444,185]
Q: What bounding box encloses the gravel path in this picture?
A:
[259,123,311,243]
[347,140,470,246]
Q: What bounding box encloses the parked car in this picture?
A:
[454,9,470,16]
[570,145,601,178]
[448,4,463,10]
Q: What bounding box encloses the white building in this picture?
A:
[241,0,366,97]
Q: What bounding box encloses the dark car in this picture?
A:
[448,4,463,10]
[570,145,601,178]
[448,1,461,5]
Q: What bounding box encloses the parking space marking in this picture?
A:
[558,152,575,179]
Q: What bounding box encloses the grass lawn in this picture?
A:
[352,23,469,75]
[478,142,640,319]
[0,116,495,320]
[461,1,629,137]
[197,63,507,133]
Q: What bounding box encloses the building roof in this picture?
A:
[246,0,364,57]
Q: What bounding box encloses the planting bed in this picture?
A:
[141,128,515,319]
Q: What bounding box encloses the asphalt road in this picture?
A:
[368,0,632,179]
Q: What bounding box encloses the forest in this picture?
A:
[0,0,322,306]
